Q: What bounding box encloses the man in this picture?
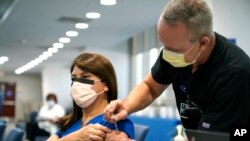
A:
[105,0,250,132]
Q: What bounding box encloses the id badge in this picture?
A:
[180,102,190,114]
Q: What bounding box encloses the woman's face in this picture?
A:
[71,65,107,94]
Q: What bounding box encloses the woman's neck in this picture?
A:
[81,99,108,125]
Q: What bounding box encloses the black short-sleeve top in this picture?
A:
[151,32,250,132]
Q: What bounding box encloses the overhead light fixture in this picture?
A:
[48,47,58,53]
[86,12,101,19]
[100,0,116,5]
[42,51,53,58]
[75,23,89,29]
[15,30,73,74]
[59,37,71,43]
[66,31,78,37]
[38,54,48,61]
[53,43,64,49]
[0,56,9,65]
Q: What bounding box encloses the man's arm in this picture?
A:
[123,73,168,114]
[105,73,168,122]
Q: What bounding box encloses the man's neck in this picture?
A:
[192,32,216,73]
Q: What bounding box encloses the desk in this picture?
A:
[129,116,181,141]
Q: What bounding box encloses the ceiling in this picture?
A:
[0,0,168,74]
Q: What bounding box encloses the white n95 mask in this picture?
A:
[70,78,104,108]
[47,100,55,108]
[162,41,200,67]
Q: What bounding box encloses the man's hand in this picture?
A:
[104,100,128,123]
[105,130,135,141]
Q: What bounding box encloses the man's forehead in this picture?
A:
[158,22,189,45]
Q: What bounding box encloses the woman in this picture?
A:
[47,52,134,141]
[26,93,65,141]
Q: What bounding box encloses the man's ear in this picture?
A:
[199,36,210,51]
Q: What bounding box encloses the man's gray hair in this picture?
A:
[161,0,213,42]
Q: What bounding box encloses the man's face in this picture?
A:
[157,20,200,63]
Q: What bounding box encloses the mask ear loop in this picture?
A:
[192,40,203,62]
[184,40,199,55]
[96,90,105,95]
[93,79,107,95]
[184,40,201,63]
[194,50,201,61]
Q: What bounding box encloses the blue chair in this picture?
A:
[29,111,38,123]
[0,121,6,141]
[130,116,181,141]
[4,128,24,141]
[134,124,149,141]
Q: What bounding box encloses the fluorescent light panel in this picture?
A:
[100,0,116,5]
[75,23,89,29]
[66,31,78,37]
[86,12,101,19]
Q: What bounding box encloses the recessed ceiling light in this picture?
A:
[100,0,116,5]
[39,54,48,61]
[86,12,101,19]
[42,51,53,57]
[15,69,22,74]
[66,31,79,37]
[59,37,71,43]
[48,47,58,53]
[53,43,64,48]
[75,23,89,29]
[0,56,9,65]
[0,56,8,62]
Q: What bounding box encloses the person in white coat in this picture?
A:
[26,93,65,141]
[37,93,65,134]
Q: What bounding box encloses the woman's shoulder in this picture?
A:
[97,114,135,138]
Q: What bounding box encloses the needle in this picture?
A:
[114,122,119,131]
[112,113,119,131]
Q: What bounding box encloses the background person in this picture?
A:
[26,93,65,141]
[47,52,134,141]
[104,0,250,133]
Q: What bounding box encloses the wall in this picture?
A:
[41,65,72,109]
[0,72,42,121]
[212,0,250,56]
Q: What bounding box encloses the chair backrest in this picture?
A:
[0,122,6,141]
[4,128,24,141]
[29,111,38,123]
[134,124,149,141]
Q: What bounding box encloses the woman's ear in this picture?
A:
[104,86,109,92]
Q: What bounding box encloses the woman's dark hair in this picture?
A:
[58,52,118,131]
[46,93,57,103]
